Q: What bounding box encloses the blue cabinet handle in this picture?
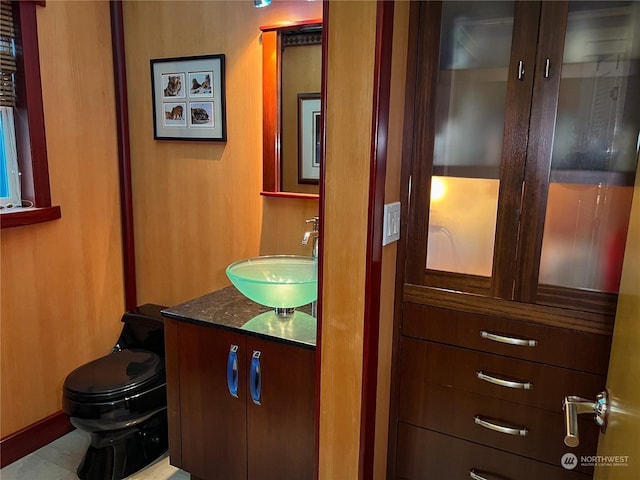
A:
[250,350,262,405]
[227,344,239,398]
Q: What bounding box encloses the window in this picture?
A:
[0,0,60,228]
[1,0,21,208]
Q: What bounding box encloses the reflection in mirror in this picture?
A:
[261,21,322,197]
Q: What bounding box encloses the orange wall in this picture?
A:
[0,1,125,437]
[319,2,377,477]
[122,0,321,307]
[0,0,321,439]
[318,2,409,478]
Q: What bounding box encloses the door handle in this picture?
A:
[562,390,608,447]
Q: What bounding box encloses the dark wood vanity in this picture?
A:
[162,287,315,480]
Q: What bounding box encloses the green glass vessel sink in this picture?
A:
[226,255,317,310]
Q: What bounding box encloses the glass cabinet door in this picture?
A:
[539,1,639,296]
[426,1,515,277]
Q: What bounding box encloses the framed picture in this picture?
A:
[150,54,227,141]
[298,93,321,184]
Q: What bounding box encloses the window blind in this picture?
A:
[0,0,16,108]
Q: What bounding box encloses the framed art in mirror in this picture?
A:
[150,54,227,141]
[298,93,321,184]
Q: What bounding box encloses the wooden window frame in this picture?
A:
[0,0,60,229]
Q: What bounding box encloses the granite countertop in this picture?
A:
[161,286,316,349]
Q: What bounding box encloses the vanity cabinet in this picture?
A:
[390,0,639,478]
[164,318,315,480]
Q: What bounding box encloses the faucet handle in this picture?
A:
[305,216,320,231]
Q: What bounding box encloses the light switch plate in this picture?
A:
[383,201,401,246]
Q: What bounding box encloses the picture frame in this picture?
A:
[150,54,227,141]
[297,93,321,184]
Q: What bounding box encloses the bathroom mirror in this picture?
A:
[261,20,322,197]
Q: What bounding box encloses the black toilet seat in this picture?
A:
[64,349,164,403]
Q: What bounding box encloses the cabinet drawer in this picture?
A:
[396,423,590,480]
[400,336,605,412]
[403,303,610,374]
[398,383,597,475]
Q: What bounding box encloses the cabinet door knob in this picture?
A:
[544,58,551,78]
[517,60,525,80]
[227,344,239,398]
[250,350,262,405]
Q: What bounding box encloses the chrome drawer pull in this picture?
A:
[480,330,537,347]
[474,416,528,436]
[476,371,533,390]
[469,469,512,480]
[469,470,487,480]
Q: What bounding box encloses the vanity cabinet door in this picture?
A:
[164,318,316,480]
[246,337,315,480]
[170,321,248,480]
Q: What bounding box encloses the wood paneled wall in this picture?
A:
[319,2,377,478]
[0,1,125,437]
[122,0,321,307]
[1,0,321,440]
[374,2,410,478]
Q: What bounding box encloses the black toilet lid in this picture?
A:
[64,349,164,398]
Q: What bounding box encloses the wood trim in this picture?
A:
[0,205,61,228]
[490,1,542,299]
[163,318,183,468]
[403,1,441,285]
[403,284,614,335]
[537,284,618,316]
[515,1,569,302]
[13,1,53,208]
[358,2,394,479]
[260,191,319,200]
[110,0,137,310]
[260,18,322,33]
[314,2,329,479]
[386,1,421,476]
[424,270,491,295]
[262,29,280,193]
[0,411,73,468]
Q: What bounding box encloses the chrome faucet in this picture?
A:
[302,216,320,259]
[302,216,320,317]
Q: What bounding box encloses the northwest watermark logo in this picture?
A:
[561,453,629,469]
[561,453,578,470]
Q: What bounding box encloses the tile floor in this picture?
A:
[0,429,189,480]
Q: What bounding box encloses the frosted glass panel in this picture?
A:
[426,1,512,277]
[539,184,633,292]
[426,177,499,276]
[434,1,513,175]
[541,1,640,292]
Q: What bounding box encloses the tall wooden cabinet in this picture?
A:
[390,1,639,478]
[164,318,315,480]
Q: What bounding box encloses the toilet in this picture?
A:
[62,304,168,480]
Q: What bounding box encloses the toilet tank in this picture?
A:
[115,304,167,357]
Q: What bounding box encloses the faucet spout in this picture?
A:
[302,230,319,246]
[302,216,320,319]
[302,216,320,259]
